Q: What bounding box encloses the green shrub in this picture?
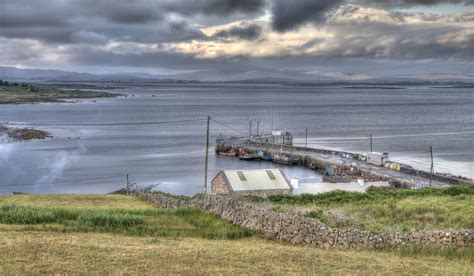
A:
[272,206,286,213]
[305,209,329,224]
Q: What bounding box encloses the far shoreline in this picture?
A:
[0,80,120,105]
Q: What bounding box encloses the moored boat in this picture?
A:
[239,153,255,161]
[272,153,300,165]
[218,151,236,156]
[260,155,273,161]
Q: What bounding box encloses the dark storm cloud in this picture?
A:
[0,0,265,44]
[268,0,473,32]
[164,0,267,16]
[353,0,474,7]
[84,0,162,24]
[0,0,472,75]
[0,0,69,27]
[271,0,344,31]
[212,24,262,40]
[0,0,163,27]
[0,20,206,44]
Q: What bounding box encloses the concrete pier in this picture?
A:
[216,141,472,188]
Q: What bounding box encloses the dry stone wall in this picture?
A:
[141,193,473,249]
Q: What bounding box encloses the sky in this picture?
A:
[0,0,473,77]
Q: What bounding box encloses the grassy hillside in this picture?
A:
[0,194,472,274]
[252,186,474,232]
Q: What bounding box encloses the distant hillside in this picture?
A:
[1,66,473,84]
[0,66,73,81]
[0,66,171,82]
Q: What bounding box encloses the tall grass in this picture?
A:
[0,205,57,224]
[173,207,252,239]
[78,212,144,228]
[0,205,146,228]
[0,205,251,239]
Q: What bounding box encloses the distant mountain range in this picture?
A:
[1,66,473,84]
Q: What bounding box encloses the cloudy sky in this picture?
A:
[0,0,473,76]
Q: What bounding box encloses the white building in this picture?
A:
[211,169,293,196]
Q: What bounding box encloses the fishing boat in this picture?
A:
[260,155,273,161]
[272,153,300,165]
[239,153,255,161]
[217,150,236,156]
[256,150,272,161]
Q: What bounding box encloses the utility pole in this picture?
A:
[249,119,252,137]
[305,128,308,148]
[370,134,373,153]
[204,115,210,195]
[430,146,434,187]
[271,114,274,131]
[126,174,129,195]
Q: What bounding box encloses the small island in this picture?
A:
[0,80,117,104]
[0,124,52,141]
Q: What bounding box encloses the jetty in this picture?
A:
[216,136,472,188]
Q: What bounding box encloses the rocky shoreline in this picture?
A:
[0,125,52,141]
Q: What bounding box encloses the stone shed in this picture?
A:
[211,169,292,197]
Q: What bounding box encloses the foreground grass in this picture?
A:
[256,186,474,232]
[0,230,472,274]
[0,194,472,274]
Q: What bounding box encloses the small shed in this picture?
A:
[211,169,292,196]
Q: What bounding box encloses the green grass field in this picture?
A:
[0,194,472,274]
[0,195,250,240]
[254,186,474,232]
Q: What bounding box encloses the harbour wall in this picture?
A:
[140,193,473,249]
[217,141,472,187]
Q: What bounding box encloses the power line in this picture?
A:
[6,118,206,127]
[204,115,210,195]
[210,118,247,136]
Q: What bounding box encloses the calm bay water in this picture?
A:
[0,83,472,195]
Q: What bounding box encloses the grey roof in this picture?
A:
[221,169,291,192]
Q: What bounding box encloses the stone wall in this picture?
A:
[140,193,473,249]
